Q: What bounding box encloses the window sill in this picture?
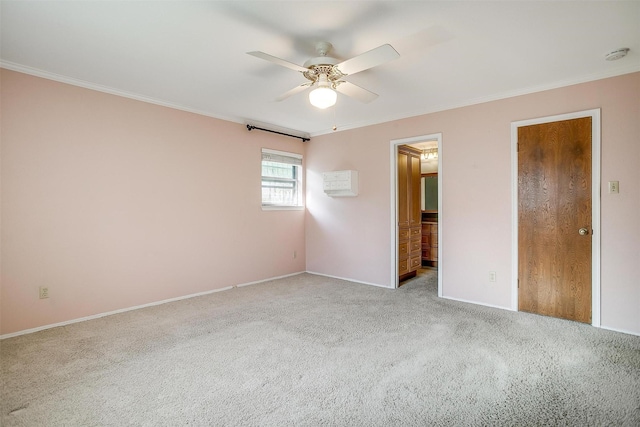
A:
[261,205,305,211]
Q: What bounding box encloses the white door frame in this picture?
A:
[510,109,601,326]
[389,133,443,294]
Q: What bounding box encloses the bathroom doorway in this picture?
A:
[389,133,442,294]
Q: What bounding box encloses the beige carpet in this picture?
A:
[2,271,639,426]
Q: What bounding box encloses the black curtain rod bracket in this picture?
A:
[247,124,310,142]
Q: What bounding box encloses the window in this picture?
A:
[261,148,303,209]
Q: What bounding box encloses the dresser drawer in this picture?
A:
[410,239,421,253]
[410,255,421,270]
[399,228,411,240]
[399,258,409,275]
[410,227,421,238]
[399,241,409,256]
[422,233,430,246]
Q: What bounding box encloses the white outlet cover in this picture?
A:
[39,286,49,299]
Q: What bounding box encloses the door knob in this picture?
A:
[579,228,589,236]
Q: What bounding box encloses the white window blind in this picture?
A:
[261,149,303,209]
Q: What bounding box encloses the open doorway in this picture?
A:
[390,133,442,295]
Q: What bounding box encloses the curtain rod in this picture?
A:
[246,125,310,142]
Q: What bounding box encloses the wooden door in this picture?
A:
[518,117,592,323]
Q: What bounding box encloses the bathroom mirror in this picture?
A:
[421,173,438,212]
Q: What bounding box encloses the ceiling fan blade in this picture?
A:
[247,51,308,73]
[276,82,312,101]
[334,81,378,103]
[334,44,399,76]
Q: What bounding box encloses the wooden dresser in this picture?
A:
[422,221,438,268]
[398,145,422,282]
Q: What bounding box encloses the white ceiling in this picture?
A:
[1,1,638,137]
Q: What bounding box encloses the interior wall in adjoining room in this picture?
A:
[305,72,640,335]
[0,69,306,336]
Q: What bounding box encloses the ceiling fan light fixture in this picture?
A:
[309,87,337,109]
[309,74,337,109]
[421,148,438,160]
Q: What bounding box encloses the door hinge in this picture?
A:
[517,279,520,288]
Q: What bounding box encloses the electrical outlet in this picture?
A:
[39,287,49,299]
[489,272,497,283]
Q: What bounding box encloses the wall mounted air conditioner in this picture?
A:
[322,170,358,197]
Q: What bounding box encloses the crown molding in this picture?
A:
[310,64,640,137]
[3,60,638,138]
[0,60,247,126]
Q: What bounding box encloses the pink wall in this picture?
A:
[0,69,306,335]
[306,72,640,335]
[2,69,638,337]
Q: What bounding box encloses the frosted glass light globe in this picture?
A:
[309,86,337,109]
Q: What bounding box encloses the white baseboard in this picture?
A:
[6,270,636,339]
[440,295,514,311]
[0,271,306,340]
[442,296,640,337]
[235,271,304,287]
[599,325,640,337]
[306,271,393,289]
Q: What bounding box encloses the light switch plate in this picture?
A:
[608,181,619,194]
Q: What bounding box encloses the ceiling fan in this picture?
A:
[248,41,399,109]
